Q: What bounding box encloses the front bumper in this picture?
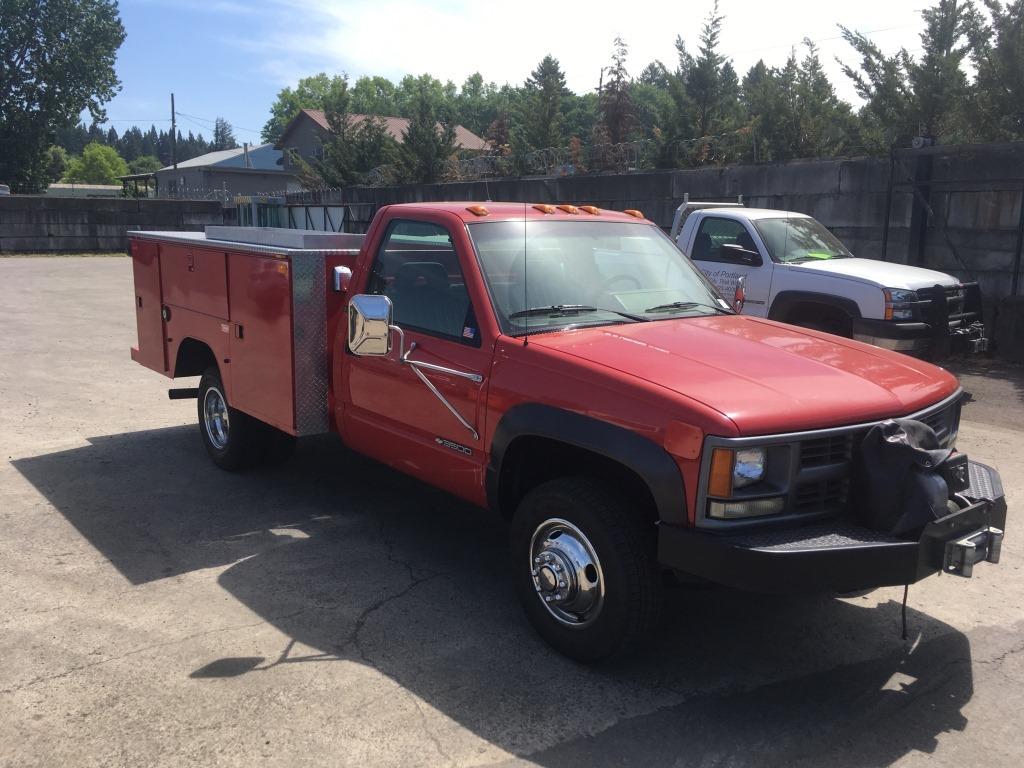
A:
[853,318,988,355]
[657,461,1006,594]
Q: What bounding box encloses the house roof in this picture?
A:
[277,108,489,151]
[157,143,286,173]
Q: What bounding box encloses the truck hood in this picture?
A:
[788,257,960,290]
[529,316,958,435]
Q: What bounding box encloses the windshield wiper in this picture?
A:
[509,304,648,322]
[644,300,733,315]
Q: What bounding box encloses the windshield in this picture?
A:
[467,220,731,335]
[753,217,852,263]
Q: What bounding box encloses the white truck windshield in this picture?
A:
[468,220,730,335]
[753,217,852,263]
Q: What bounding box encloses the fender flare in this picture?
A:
[768,290,863,322]
[486,403,687,525]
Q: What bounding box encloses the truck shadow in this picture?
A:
[13,426,978,765]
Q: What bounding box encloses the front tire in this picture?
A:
[510,477,663,662]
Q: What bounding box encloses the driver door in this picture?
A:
[342,214,493,504]
[689,216,772,316]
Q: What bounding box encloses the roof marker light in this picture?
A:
[556,204,579,214]
[579,205,601,215]
[532,204,557,214]
[623,209,644,219]
[465,205,489,216]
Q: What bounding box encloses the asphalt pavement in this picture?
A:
[1,256,1022,767]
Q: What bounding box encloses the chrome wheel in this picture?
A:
[529,518,605,628]
[203,386,230,450]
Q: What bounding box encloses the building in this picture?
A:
[151,143,300,199]
[275,109,488,175]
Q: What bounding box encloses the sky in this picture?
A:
[99,0,931,144]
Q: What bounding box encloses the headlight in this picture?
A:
[708,447,766,497]
[883,288,918,321]
[706,446,783,520]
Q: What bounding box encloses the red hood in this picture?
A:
[528,316,959,435]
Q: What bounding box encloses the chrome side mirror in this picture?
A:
[733,275,747,313]
[348,294,393,356]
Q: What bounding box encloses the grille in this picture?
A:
[793,478,849,512]
[800,434,853,466]
[918,402,960,447]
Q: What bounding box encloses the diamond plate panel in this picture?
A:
[290,252,329,435]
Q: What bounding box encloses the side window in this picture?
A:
[367,219,478,344]
[691,217,758,264]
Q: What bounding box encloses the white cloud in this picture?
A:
[246,0,927,103]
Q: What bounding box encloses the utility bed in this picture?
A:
[128,227,363,436]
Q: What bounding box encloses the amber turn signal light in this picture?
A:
[465,205,489,216]
[623,209,644,219]
[708,448,735,498]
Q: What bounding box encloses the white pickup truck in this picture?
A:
[671,201,987,358]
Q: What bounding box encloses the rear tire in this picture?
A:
[198,367,264,471]
[510,477,663,662]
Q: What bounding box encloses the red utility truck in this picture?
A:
[128,203,1007,661]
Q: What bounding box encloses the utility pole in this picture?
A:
[170,93,178,169]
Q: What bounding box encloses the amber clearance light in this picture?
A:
[532,204,557,214]
[465,205,489,216]
[623,209,644,219]
[556,204,579,214]
[579,205,601,215]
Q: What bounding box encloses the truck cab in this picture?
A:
[672,202,988,358]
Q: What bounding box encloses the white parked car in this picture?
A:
[0,184,10,196]
[671,201,987,358]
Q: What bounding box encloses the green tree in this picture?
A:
[913,0,979,141]
[63,142,129,184]
[129,155,162,174]
[45,145,68,183]
[599,37,636,143]
[399,82,457,183]
[349,75,399,116]
[686,1,741,139]
[970,0,1024,139]
[521,55,569,149]
[212,118,238,150]
[261,73,348,142]
[0,0,125,191]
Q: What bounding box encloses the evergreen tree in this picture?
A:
[599,37,636,144]
[399,82,457,183]
[970,0,1024,140]
[212,118,238,150]
[522,55,569,149]
[686,1,740,139]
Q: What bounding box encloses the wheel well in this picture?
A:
[496,436,658,524]
[174,338,217,378]
[781,302,853,336]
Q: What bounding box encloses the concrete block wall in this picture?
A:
[0,197,225,253]
[325,143,1024,311]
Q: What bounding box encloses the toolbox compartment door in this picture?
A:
[227,253,295,432]
[160,244,229,319]
[130,239,167,372]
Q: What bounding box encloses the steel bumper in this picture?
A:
[657,461,1006,594]
[853,318,988,355]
